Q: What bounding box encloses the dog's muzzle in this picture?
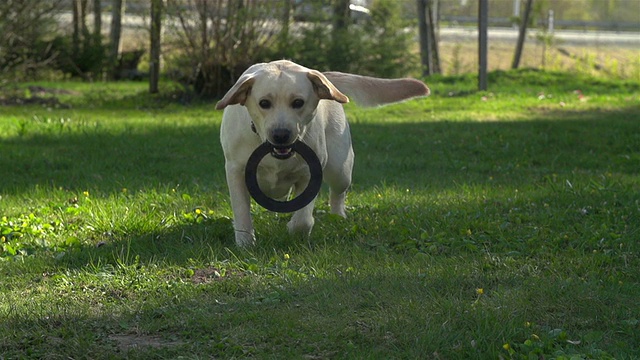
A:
[269,128,294,159]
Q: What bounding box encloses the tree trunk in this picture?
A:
[108,0,124,80]
[72,0,81,60]
[417,0,429,76]
[149,0,162,93]
[199,0,208,61]
[512,0,533,69]
[417,0,440,76]
[333,0,350,31]
[80,0,88,36]
[80,0,90,55]
[478,0,488,90]
[426,0,440,74]
[93,0,101,45]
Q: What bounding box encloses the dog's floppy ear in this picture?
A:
[307,70,349,104]
[215,74,256,110]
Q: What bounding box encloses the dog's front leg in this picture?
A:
[287,178,316,237]
[225,163,256,247]
[287,199,316,237]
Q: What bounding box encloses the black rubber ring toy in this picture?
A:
[245,141,323,213]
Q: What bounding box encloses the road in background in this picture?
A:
[54,11,640,49]
[439,27,640,48]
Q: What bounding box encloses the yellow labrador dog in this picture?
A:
[216,60,429,247]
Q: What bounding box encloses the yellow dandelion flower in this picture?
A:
[503,343,511,351]
[476,288,484,295]
[284,253,290,260]
[83,191,89,197]
[195,209,202,215]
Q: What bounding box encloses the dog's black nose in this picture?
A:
[271,128,291,145]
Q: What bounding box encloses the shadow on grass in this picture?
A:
[0,118,227,195]
[3,103,631,266]
[2,105,638,196]
[2,246,638,359]
[1,102,638,267]
[0,266,502,358]
[351,106,640,189]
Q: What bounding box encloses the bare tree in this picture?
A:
[0,0,65,80]
[417,0,441,76]
[428,0,441,74]
[80,0,89,38]
[72,0,81,60]
[71,0,91,57]
[79,0,91,63]
[333,0,350,31]
[417,0,429,76]
[69,0,105,79]
[165,0,281,97]
[478,0,488,90]
[108,0,125,80]
[93,0,102,47]
[512,0,533,69]
[149,0,162,93]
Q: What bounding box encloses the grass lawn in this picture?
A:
[1,69,639,359]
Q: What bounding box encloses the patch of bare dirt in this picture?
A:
[108,334,184,352]
[191,266,245,284]
[0,86,78,107]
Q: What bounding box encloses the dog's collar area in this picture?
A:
[245,141,323,213]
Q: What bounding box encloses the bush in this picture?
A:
[0,0,65,81]
[163,0,417,99]
[0,0,106,82]
[284,0,416,78]
[47,35,106,80]
[164,0,282,98]
[359,0,417,77]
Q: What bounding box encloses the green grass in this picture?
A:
[1,69,639,359]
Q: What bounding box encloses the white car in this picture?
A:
[293,0,371,22]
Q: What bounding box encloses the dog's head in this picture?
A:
[216,61,348,159]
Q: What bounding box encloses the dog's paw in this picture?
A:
[287,217,314,237]
[235,230,256,248]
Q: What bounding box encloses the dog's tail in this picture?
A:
[323,72,429,108]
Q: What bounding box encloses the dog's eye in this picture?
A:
[259,99,271,109]
[291,99,305,109]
